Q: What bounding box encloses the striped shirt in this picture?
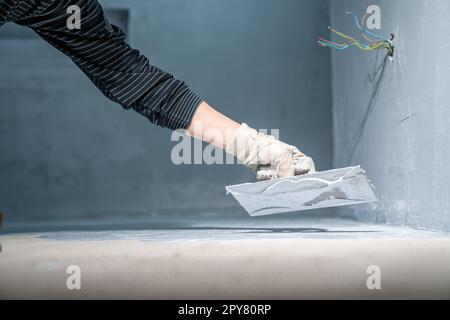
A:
[0,0,203,130]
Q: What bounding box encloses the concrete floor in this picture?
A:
[1,218,449,299]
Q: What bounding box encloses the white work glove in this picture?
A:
[226,123,315,180]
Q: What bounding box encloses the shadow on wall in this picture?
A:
[349,53,389,164]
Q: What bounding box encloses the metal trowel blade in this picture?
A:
[226,166,377,217]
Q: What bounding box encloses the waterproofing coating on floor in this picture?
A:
[1,218,449,299]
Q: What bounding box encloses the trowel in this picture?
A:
[226,166,377,217]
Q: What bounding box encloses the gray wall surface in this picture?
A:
[331,0,450,231]
[0,0,332,227]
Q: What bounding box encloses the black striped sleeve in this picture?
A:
[0,0,14,25]
[4,0,203,130]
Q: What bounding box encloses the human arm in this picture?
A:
[188,102,315,180]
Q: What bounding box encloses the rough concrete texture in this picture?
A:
[0,0,332,225]
[0,219,449,299]
[330,0,450,231]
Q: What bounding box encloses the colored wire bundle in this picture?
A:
[318,11,394,56]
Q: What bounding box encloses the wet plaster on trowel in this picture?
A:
[227,166,377,216]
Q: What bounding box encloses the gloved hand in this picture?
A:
[226,123,315,180]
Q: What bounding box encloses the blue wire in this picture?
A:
[346,11,389,41]
[348,11,363,30]
[318,39,382,51]
[318,41,354,51]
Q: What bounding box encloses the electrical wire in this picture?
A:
[317,11,393,56]
[318,39,387,51]
[318,37,351,49]
[346,11,389,41]
[329,27,388,51]
[318,40,353,51]
[360,12,382,43]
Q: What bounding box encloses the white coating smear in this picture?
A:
[265,174,348,192]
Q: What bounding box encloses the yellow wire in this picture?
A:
[329,27,389,51]
[329,27,354,42]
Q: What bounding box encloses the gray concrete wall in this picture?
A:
[331,0,450,231]
[0,0,332,227]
